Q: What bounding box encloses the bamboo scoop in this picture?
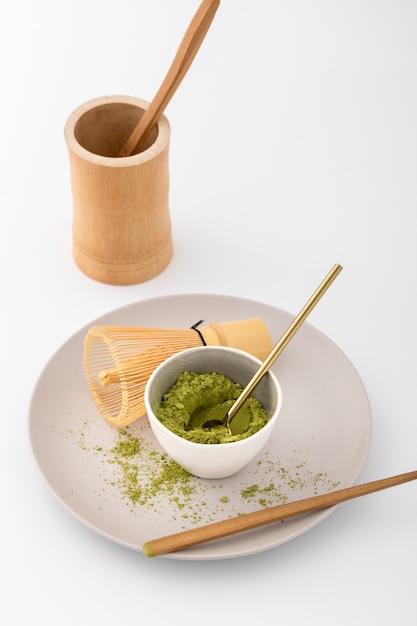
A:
[118,0,220,157]
[143,470,417,557]
[199,263,343,432]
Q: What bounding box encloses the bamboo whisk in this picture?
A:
[84,318,272,427]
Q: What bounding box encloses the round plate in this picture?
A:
[29,294,371,560]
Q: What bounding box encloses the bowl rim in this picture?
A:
[144,345,283,449]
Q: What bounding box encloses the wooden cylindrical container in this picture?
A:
[64,95,172,285]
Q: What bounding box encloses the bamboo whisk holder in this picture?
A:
[64,95,172,285]
[84,318,272,427]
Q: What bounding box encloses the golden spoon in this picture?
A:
[200,263,343,433]
[118,0,220,157]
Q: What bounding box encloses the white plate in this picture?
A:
[29,294,371,560]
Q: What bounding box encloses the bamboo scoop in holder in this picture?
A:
[65,0,220,284]
[84,318,272,427]
[118,0,220,157]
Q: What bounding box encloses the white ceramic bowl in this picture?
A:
[144,346,283,479]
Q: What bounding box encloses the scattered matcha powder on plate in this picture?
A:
[70,420,340,527]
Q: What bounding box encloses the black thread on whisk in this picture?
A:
[190,320,207,346]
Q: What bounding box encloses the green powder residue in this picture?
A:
[106,428,198,513]
[156,371,269,444]
[112,429,140,457]
[69,421,340,528]
[239,457,341,508]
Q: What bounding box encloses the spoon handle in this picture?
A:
[118,0,220,157]
[143,469,417,556]
[227,263,343,424]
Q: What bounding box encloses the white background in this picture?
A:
[1,0,416,624]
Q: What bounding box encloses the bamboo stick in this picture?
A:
[143,470,417,557]
[118,0,220,157]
